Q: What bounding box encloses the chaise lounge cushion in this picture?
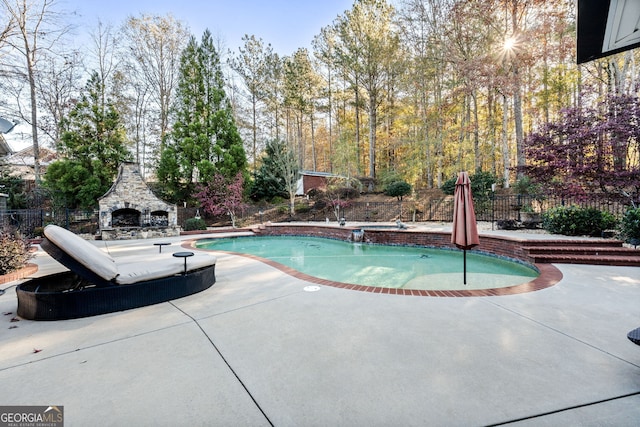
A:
[44,224,118,281]
[115,254,216,285]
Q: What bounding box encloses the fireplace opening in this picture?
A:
[147,210,169,227]
[112,208,141,227]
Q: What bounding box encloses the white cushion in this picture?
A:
[44,225,118,281]
[115,253,216,285]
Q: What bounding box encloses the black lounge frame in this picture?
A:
[16,238,215,320]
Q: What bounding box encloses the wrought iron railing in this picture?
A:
[1,193,633,236]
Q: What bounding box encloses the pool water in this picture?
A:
[196,236,539,291]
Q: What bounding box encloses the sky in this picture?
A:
[3,0,358,151]
[64,0,356,56]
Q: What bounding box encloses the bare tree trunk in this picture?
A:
[368,97,376,179]
[513,66,524,179]
[27,50,40,183]
[472,90,480,171]
[502,94,511,188]
[354,81,361,175]
[487,88,497,176]
[327,66,333,172]
[510,2,525,180]
[310,111,316,171]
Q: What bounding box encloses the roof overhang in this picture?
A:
[577,0,640,64]
[0,117,17,134]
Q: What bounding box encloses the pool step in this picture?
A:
[523,242,640,266]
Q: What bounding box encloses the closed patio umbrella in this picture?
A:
[451,171,480,284]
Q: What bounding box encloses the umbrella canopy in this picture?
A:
[451,171,480,284]
[451,171,480,250]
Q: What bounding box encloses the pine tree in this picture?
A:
[157,30,248,203]
[44,72,132,209]
[251,139,294,201]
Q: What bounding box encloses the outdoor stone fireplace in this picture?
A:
[98,163,180,240]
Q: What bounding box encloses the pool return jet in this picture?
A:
[451,171,480,285]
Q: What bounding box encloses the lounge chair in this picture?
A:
[16,225,216,320]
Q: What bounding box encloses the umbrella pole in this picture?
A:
[463,191,468,285]
[463,249,467,285]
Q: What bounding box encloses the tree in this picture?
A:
[44,72,132,208]
[195,172,247,228]
[313,25,338,172]
[229,35,273,176]
[283,48,322,171]
[0,165,27,208]
[397,0,453,188]
[35,49,82,144]
[157,30,248,203]
[89,21,120,110]
[121,14,189,150]
[250,139,290,201]
[334,0,400,179]
[1,0,71,183]
[523,95,640,202]
[263,50,284,140]
[254,139,299,214]
[384,180,411,201]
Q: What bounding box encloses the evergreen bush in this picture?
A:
[0,229,33,275]
[441,176,457,195]
[384,181,412,200]
[441,171,499,198]
[542,206,617,236]
[184,217,207,231]
[619,207,640,244]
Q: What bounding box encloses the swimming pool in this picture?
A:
[195,235,539,291]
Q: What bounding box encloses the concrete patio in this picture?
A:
[0,228,639,426]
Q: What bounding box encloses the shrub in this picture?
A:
[441,176,457,195]
[335,187,360,199]
[184,217,207,231]
[0,229,33,275]
[294,202,311,214]
[542,206,617,236]
[307,188,324,200]
[384,181,412,201]
[440,171,499,198]
[497,219,519,230]
[619,207,640,244]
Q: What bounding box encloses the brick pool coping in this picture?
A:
[183,224,564,297]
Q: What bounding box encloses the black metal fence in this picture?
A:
[235,194,633,225]
[1,193,633,236]
[0,208,98,237]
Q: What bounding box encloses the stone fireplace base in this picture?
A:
[100,226,181,240]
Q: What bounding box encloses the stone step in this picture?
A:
[524,246,639,256]
[522,239,640,266]
[519,239,624,248]
[529,253,640,266]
